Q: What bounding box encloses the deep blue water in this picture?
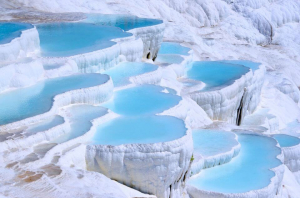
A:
[0,22,33,44]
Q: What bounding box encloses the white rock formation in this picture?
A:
[0,26,40,63]
[187,133,285,198]
[0,75,113,132]
[86,126,193,198]
[191,132,241,176]
[186,64,266,125]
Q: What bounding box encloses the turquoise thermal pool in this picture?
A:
[0,22,33,44]
[36,22,131,57]
[193,129,238,157]
[273,134,300,147]
[102,85,181,116]
[53,105,108,144]
[220,60,261,71]
[91,115,186,146]
[158,42,190,56]
[186,61,250,91]
[0,74,109,126]
[84,14,163,31]
[103,62,158,87]
[24,115,64,135]
[155,54,184,64]
[188,134,282,193]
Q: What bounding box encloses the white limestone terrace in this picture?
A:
[0,22,40,63]
[191,129,240,176]
[0,73,113,132]
[273,134,300,184]
[155,42,194,78]
[183,61,266,126]
[0,0,299,197]
[102,61,162,87]
[35,14,165,74]
[187,132,285,198]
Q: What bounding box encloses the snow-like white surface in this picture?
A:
[186,64,265,125]
[0,0,300,197]
[0,27,40,63]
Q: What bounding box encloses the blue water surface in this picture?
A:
[155,54,184,64]
[273,134,300,147]
[103,62,158,87]
[53,105,108,144]
[102,85,181,116]
[193,129,238,157]
[0,22,33,44]
[91,115,186,145]
[186,61,250,91]
[37,22,131,57]
[158,42,190,56]
[188,134,282,193]
[221,60,261,71]
[0,74,109,126]
[84,14,163,31]
[25,116,64,135]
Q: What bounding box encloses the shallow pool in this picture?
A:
[102,85,181,116]
[186,61,250,91]
[24,115,64,135]
[193,129,238,157]
[273,134,300,147]
[0,74,109,126]
[84,14,163,31]
[103,62,158,87]
[155,54,184,64]
[53,105,108,144]
[0,22,33,44]
[37,22,131,57]
[188,134,282,193]
[220,60,261,71]
[158,42,190,56]
[91,115,186,146]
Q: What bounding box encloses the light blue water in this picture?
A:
[25,116,64,135]
[273,134,300,147]
[186,61,250,91]
[36,22,131,57]
[91,115,186,145]
[0,74,109,126]
[188,134,282,193]
[155,54,184,64]
[102,85,181,116]
[158,42,190,56]
[193,130,238,157]
[0,22,33,44]
[84,14,163,31]
[103,62,158,87]
[220,60,261,71]
[53,105,108,144]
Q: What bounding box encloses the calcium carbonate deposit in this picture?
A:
[0,1,300,198]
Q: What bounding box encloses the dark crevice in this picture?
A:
[152,55,157,61]
[236,89,246,126]
[146,52,151,59]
